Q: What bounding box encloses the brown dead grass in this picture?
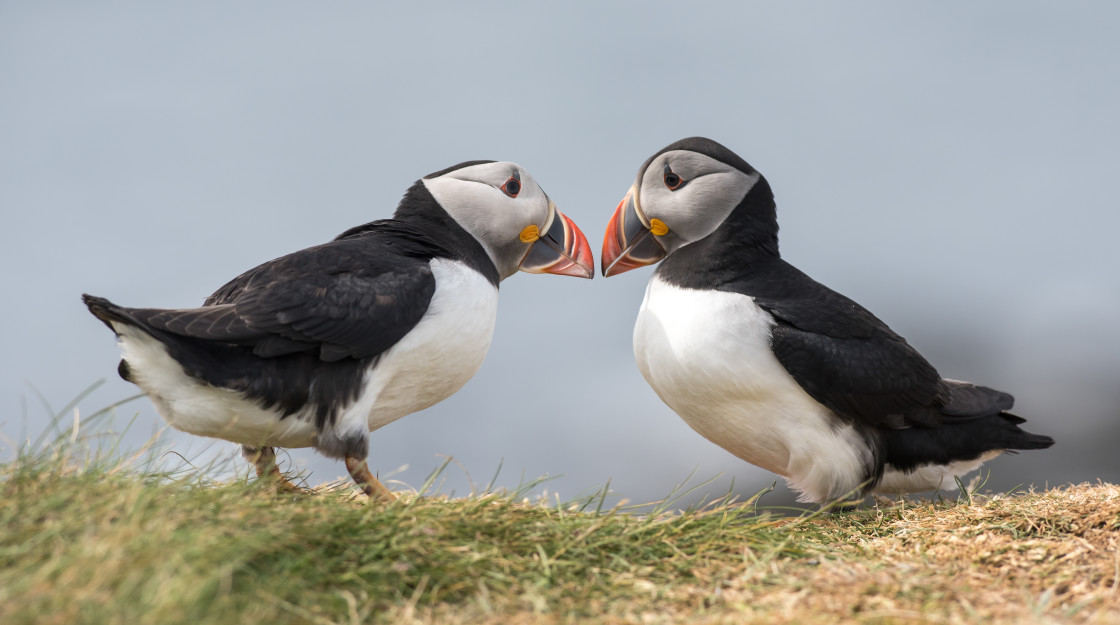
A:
[674,482,1120,625]
[380,483,1120,625]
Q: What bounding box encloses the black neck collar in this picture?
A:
[335,181,501,287]
[655,176,781,290]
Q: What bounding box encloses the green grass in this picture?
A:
[0,449,811,624]
[2,402,1118,624]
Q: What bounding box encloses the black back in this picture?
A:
[654,142,1004,432]
[85,179,498,430]
[639,137,1053,479]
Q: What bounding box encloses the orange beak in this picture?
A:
[518,204,594,279]
[601,184,666,277]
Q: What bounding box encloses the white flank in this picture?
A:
[114,258,498,450]
[115,324,320,448]
[875,449,1004,494]
[633,276,874,503]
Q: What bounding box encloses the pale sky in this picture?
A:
[2,3,1117,506]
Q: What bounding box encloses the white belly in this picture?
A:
[115,259,498,450]
[633,276,873,502]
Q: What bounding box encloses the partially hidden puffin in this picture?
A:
[601,137,1052,503]
[85,160,593,499]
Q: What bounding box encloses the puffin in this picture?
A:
[84,160,593,500]
[601,137,1053,504]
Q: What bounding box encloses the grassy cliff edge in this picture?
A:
[1,432,1116,624]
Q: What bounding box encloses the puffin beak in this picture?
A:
[601,184,666,277]
[517,201,595,279]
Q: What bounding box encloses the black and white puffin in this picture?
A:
[84,160,593,499]
[601,137,1053,503]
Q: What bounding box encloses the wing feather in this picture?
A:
[735,259,1011,428]
[132,235,438,362]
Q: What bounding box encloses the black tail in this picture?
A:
[83,294,147,382]
[81,294,367,427]
[82,294,143,335]
[885,412,1054,472]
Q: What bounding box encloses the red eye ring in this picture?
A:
[501,173,522,198]
[663,164,685,191]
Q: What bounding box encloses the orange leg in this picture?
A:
[245,446,303,494]
[345,456,396,501]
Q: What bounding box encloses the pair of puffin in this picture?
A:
[85,140,1052,503]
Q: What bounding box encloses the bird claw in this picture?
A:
[345,456,396,502]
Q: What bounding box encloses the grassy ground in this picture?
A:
[1,422,1117,624]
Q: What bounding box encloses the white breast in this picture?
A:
[633,275,873,503]
[342,258,498,434]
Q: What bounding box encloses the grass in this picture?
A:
[1,403,1117,624]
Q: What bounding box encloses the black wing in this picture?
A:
[734,258,1010,428]
[129,233,437,363]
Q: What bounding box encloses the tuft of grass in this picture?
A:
[0,405,819,625]
[0,449,814,624]
[1,400,1117,624]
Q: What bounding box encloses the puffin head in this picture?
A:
[601,137,772,277]
[422,161,593,280]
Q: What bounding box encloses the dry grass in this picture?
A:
[693,483,1120,625]
[386,484,1120,625]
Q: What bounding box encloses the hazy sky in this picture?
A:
[2,3,1117,507]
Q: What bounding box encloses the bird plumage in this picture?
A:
[85,160,593,498]
[604,137,1053,503]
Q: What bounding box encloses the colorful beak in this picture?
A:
[518,202,595,279]
[601,184,666,277]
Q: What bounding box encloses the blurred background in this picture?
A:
[2,2,1117,509]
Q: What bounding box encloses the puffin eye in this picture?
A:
[501,171,522,198]
[663,164,685,191]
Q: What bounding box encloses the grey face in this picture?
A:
[634,150,760,254]
[423,161,593,280]
[423,161,556,279]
